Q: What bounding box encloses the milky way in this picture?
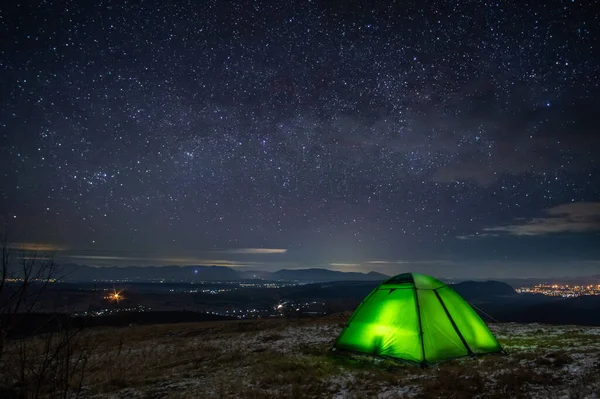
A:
[1,1,599,276]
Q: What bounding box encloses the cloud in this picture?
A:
[217,248,287,254]
[19,256,53,261]
[58,248,287,267]
[7,243,67,252]
[460,202,600,238]
[456,233,499,240]
[366,260,412,265]
[63,255,252,267]
[329,263,360,267]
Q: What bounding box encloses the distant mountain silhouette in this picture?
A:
[58,264,389,282]
[271,268,388,282]
[59,264,240,282]
[38,266,600,325]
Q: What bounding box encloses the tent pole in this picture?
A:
[413,286,427,367]
[434,289,473,356]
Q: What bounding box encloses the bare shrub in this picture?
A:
[0,234,93,398]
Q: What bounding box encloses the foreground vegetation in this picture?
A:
[2,313,600,398]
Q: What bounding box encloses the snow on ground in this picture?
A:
[74,318,600,398]
[491,322,600,338]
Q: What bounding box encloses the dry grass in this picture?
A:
[2,318,600,398]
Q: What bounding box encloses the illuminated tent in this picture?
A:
[333,273,502,366]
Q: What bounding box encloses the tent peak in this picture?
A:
[382,272,446,290]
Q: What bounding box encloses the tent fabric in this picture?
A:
[334,273,502,366]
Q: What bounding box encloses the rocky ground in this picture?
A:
[6,314,600,398]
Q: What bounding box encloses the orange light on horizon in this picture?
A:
[106,288,124,303]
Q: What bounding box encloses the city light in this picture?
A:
[105,288,125,303]
[517,284,600,298]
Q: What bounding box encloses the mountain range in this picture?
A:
[56,264,389,282]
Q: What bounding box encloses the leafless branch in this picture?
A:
[0,233,94,398]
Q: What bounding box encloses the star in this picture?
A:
[0,0,598,278]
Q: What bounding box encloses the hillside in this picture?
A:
[3,316,599,398]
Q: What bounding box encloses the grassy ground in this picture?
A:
[3,314,600,398]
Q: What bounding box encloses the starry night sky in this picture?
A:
[1,1,599,278]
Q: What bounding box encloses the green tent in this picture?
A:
[334,273,502,366]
